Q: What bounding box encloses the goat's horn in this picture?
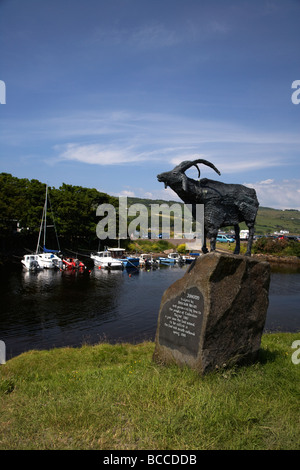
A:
[194,164,201,179]
[179,159,221,176]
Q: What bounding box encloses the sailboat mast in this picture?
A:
[36,193,46,254]
[44,184,48,248]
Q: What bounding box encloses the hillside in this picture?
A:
[127,197,300,235]
[254,207,300,235]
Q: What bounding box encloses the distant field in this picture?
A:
[254,207,300,235]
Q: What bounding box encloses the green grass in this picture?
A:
[255,207,300,235]
[127,239,176,253]
[0,333,299,450]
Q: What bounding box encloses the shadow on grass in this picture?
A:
[258,347,280,365]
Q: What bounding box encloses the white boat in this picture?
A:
[139,254,158,267]
[35,184,63,269]
[159,252,183,264]
[21,254,42,271]
[21,184,63,270]
[167,252,183,262]
[37,252,63,269]
[182,255,196,264]
[90,251,123,269]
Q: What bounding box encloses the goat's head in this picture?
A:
[157,159,221,193]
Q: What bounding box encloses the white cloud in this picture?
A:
[245,179,300,210]
[50,110,300,177]
[5,109,299,181]
[258,179,275,185]
[117,189,136,198]
[58,143,145,165]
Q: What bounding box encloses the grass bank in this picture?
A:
[0,333,299,450]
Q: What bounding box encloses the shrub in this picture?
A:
[177,243,186,253]
[283,241,300,257]
[253,237,300,256]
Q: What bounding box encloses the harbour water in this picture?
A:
[0,263,299,360]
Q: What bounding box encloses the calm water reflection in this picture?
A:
[0,263,299,359]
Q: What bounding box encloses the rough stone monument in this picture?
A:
[153,252,270,374]
[154,160,270,374]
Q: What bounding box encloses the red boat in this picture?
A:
[63,257,85,270]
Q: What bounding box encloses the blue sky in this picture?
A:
[1,0,300,209]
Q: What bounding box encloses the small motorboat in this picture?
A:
[139,254,158,267]
[158,256,175,265]
[167,253,183,262]
[107,248,140,268]
[159,252,183,264]
[21,254,42,271]
[90,251,123,269]
[63,257,85,270]
[182,255,196,264]
[37,252,63,269]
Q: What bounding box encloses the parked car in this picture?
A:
[216,234,235,243]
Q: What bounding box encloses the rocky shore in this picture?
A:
[253,253,300,265]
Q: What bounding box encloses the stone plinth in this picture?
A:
[153,252,270,375]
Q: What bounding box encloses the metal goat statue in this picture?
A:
[157,159,259,256]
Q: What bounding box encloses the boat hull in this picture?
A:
[120,257,140,268]
[37,253,63,269]
[21,255,42,271]
[91,252,123,269]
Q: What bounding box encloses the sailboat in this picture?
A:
[34,184,63,269]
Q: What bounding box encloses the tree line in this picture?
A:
[0,173,118,256]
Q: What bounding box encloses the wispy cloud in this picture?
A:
[2,109,299,176]
[58,143,145,166]
[50,110,299,175]
[245,179,300,210]
[89,22,182,49]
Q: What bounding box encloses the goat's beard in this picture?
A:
[164,183,168,189]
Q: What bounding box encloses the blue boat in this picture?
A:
[158,257,175,265]
[159,253,184,265]
[108,248,140,268]
[122,257,140,268]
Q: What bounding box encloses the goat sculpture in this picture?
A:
[157,159,259,256]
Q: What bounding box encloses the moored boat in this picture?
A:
[182,255,197,264]
[63,257,85,270]
[21,254,42,271]
[90,251,123,269]
[168,252,183,262]
[159,252,183,264]
[107,248,140,268]
[158,256,175,265]
[139,254,158,267]
[37,251,63,269]
[31,184,63,270]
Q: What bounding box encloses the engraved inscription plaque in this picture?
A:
[154,253,270,374]
[158,286,204,357]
